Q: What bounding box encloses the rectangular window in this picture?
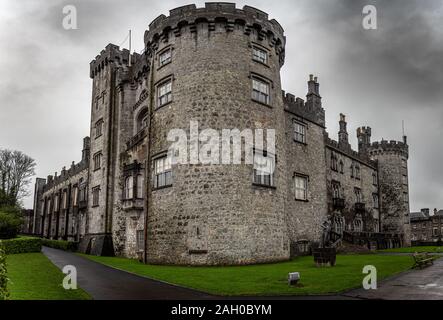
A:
[95,120,103,137]
[294,121,306,144]
[92,186,100,207]
[159,49,172,67]
[54,195,59,212]
[157,80,172,108]
[433,228,438,236]
[355,188,362,203]
[62,191,68,210]
[136,175,143,199]
[403,192,409,203]
[136,230,144,251]
[154,156,172,189]
[252,47,268,64]
[332,181,341,199]
[295,175,308,201]
[253,151,275,187]
[373,193,379,209]
[73,187,79,207]
[252,78,270,105]
[93,152,102,171]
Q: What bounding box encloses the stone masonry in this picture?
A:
[31,3,411,265]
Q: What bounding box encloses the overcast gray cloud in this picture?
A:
[0,0,442,211]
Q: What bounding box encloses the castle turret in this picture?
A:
[367,138,410,245]
[357,126,372,153]
[338,114,349,146]
[82,137,90,162]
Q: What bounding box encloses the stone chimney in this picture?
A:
[421,208,430,217]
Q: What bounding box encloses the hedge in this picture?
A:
[41,239,78,252]
[0,246,8,300]
[0,237,42,255]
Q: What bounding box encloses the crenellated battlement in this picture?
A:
[367,139,409,159]
[90,44,140,79]
[144,3,286,65]
[325,134,377,168]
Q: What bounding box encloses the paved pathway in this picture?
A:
[42,246,213,300]
[345,257,443,300]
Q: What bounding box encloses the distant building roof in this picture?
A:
[410,211,430,221]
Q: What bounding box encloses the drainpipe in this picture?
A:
[143,51,155,264]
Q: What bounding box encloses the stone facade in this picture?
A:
[410,209,443,242]
[31,3,411,265]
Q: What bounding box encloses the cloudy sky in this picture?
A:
[0,0,441,211]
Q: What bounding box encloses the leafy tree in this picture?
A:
[0,149,36,206]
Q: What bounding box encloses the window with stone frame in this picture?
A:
[252,46,268,64]
[252,77,270,105]
[159,48,172,67]
[253,151,275,188]
[373,219,379,233]
[293,120,306,144]
[294,174,308,201]
[47,199,51,215]
[136,174,143,199]
[124,176,134,200]
[355,165,361,180]
[373,193,379,209]
[332,181,341,199]
[339,160,344,174]
[353,217,363,232]
[73,186,79,207]
[54,195,59,212]
[95,119,104,138]
[355,188,362,203]
[154,156,172,189]
[157,79,172,108]
[136,230,144,252]
[62,191,68,210]
[93,152,102,171]
[331,153,338,171]
[92,186,100,207]
[372,172,378,185]
[137,108,149,132]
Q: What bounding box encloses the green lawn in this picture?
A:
[6,253,91,300]
[378,246,443,254]
[81,254,414,296]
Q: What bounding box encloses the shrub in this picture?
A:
[42,239,78,252]
[0,246,9,300]
[0,211,23,240]
[0,237,42,255]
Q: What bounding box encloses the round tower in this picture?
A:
[366,138,411,246]
[136,3,289,265]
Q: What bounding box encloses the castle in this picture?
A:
[29,3,411,265]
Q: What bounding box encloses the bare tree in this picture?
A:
[0,149,36,206]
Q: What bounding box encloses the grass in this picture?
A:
[81,254,414,296]
[6,253,91,300]
[378,246,443,254]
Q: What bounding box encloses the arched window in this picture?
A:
[137,108,149,132]
[353,215,363,232]
[125,176,133,200]
[331,153,338,171]
[136,175,143,199]
[333,216,344,235]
